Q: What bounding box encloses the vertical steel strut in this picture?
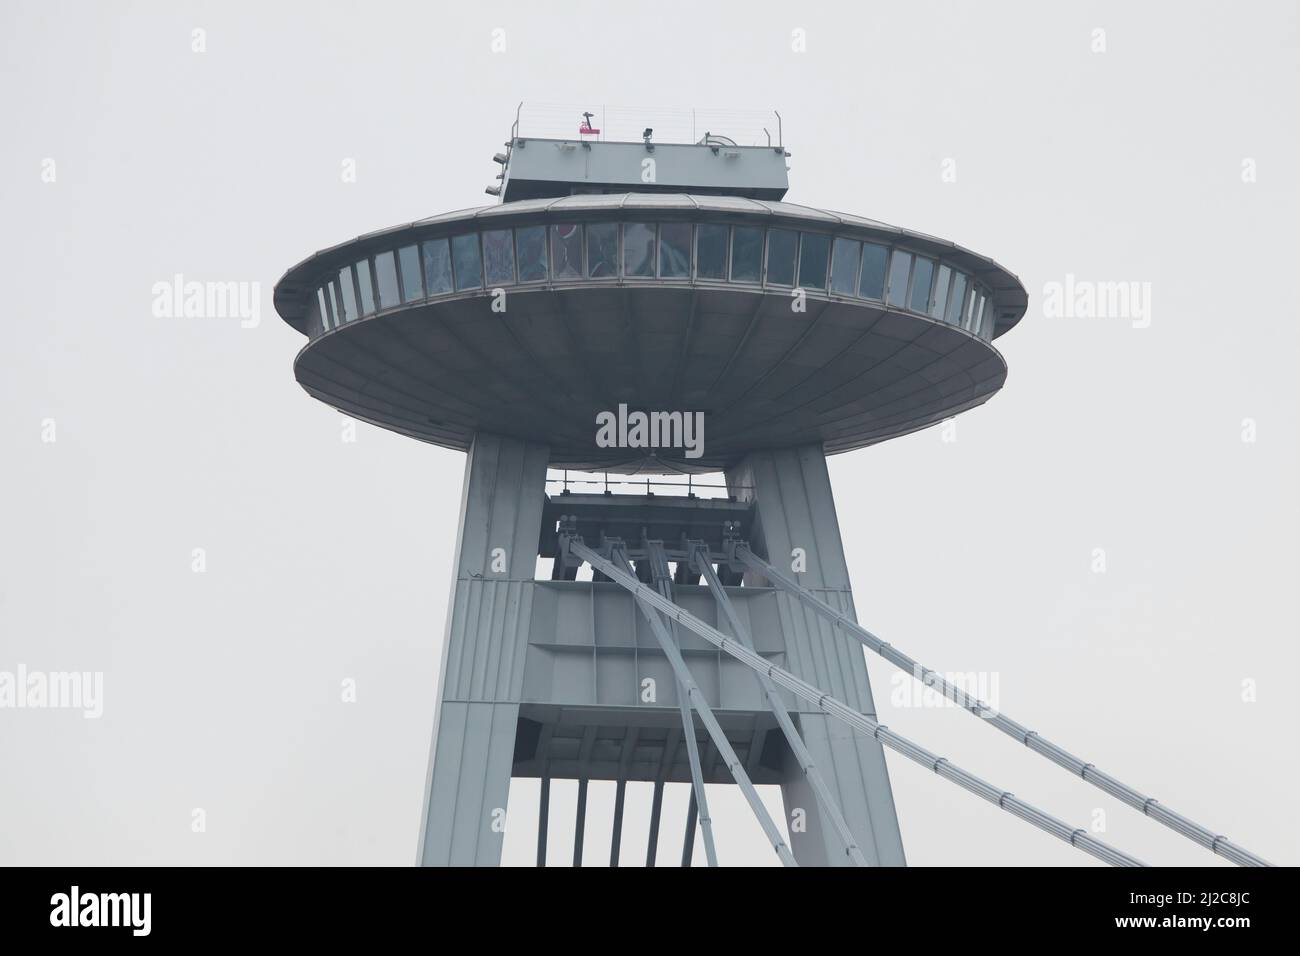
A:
[536,776,550,867]
[646,781,665,867]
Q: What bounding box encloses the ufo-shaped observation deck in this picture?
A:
[273,193,1027,472]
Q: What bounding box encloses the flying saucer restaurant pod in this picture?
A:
[273,128,1027,472]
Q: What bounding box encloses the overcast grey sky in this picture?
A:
[1,0,1296,866]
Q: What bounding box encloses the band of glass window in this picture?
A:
[314,223,997,341]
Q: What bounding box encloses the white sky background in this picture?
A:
[1,0,1297,866]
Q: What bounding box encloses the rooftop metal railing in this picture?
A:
[511,101,782,148]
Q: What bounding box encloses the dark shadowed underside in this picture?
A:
[293,283,1007,472]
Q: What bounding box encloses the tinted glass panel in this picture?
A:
[931,265,951,319]
[329,280,343,326]
[398,244,423,302]
[886,250,912,307]
[797,233,830,289]
[972,293,986,333]
[550,224,582,278]
[451,234,482,290]
[829,238,860,294]
[909,257,934,313]
[731,226,762,281]
[338,267,357,321]
[422,239,452,294]
[623,223,655,276]
[766,228,797,285]
[586,222,618,277]
[696,224,728,279]
[945,273,967,324]
[516,226,547,282]
[483,229,516,286]
[317,288,332,330]
[859,243,888,299]
[356,260,376,315]
[659,223,691,277]
[375,251,400,309]
[966,289,980,329]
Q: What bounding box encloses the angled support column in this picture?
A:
[646,728,680,866]
[646,781,665,867]
[612,544,797,867]
[573,778,589,867]
[682,792,699,867]
[643,538,718,867]
[610,780,627,867]
[536,776,550,867]
[692,543,866,866]
[610,726,636,868]
[418,433,550,866]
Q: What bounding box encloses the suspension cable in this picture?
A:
[692,545,867,865]
[611,546,796,867]
[570,538,1145,867]
[734,545,1270,868]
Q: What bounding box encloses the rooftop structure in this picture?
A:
[496,136,790,202]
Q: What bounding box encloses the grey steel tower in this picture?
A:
[272,110,1029,867]
[274,110,1274,869]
